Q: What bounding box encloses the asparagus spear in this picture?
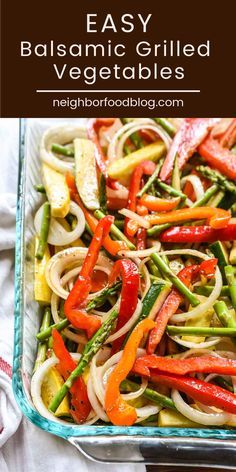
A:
[98,174,107,214]
[147,260,161,277]
[121,379,176,410]
[35,202,51,260]
[166,325,236,337]
[231,202,236,214]
[225,265,236,311]
[147,223,172,237]
[154,118,176,138]
[33,307,51,372]
[191,185,219,208]
[51,143,74,157]
[155,179,186,200]
[85,221,93,237]
[151,253,200,307]
[49,308,119,413]
[136,159,163,198]
[120,118,144,149]
[34,184,46,194]
[37,318,69,342]
[114,219,124,230]
[86,281,122,311]
[194,285,230,297]
[197,166,236,195]
[214,376,233,392]
[214,301,236,331]
[94,209,135,250]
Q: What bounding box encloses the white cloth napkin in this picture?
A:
[0,119,146,472]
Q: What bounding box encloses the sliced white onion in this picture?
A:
[172,389,229,425]
[169,335,221,349]
[119,243,161,259]
[181,175,204,201]
[105,299,142,344]
[87,376,109,422]
[116,124,171,160]
[122,378,148,401]
[139,257,151,299]
[135,404,161,419]
[178,348,221,359]
[158,249,222,323]
[119,208,150,229]
[31,353,99,425]
[35,201,85,246]
[40,124,86,174]
[45,247,113,299]
[108,119,152,162]
[107,118,171,162]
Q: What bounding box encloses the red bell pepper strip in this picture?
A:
[151,372,236,415]
[160,118,220,181]
[105,318,155,426]
[219,118,236,148]
[52,329,91,423]
[199,136,236,180]
[147,265,197,354]
[125,160,156,238]
[160,224,236,243]
[147,260,217,354]
[109,259,139,354]
[133,354,236,378]
[87,118,117,189]
[107,196,128,211]
[136,228,147,250]
[64,215,113,338]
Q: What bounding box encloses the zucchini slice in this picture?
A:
[34,238,52,305]
[42,164,70,218]
[108,141,166,183]
[74,138,99,210]
[158,408,203,428]
[41,367,70,418]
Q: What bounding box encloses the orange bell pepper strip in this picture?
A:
[66,173,127,256]
[52,329,91,423]
[64,215,113,338]
[139,195,180,212]
[146,206,231,230]
[105,318,155,426]
[136,204,149,216]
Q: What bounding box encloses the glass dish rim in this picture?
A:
[12,117,236,441]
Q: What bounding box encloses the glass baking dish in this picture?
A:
[13,118,236,467]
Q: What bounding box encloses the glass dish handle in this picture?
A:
[69,435,236,466]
